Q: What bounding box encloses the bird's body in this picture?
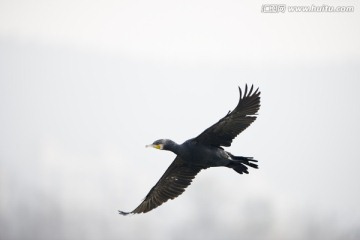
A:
[120,85,261,215]
[164,139,230,167]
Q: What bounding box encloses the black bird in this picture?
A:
[119,85,260,215]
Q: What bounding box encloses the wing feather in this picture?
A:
[119,157,203,215]
[195,84,261,147]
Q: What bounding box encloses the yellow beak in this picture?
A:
[145,144,162,149]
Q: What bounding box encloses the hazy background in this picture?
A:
[1,1,360,239]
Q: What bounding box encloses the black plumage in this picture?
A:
[119,85,261,215]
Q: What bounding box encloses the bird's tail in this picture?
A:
[227,154,258,174]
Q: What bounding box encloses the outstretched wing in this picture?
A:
[119,157,203,215]
[195,84,261,147]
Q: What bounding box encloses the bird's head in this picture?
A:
[146,139,177,151]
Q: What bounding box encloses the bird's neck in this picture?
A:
[165,140,182,155]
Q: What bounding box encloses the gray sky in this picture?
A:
[1,1,360,240]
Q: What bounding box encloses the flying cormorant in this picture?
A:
[119,85,261,215]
